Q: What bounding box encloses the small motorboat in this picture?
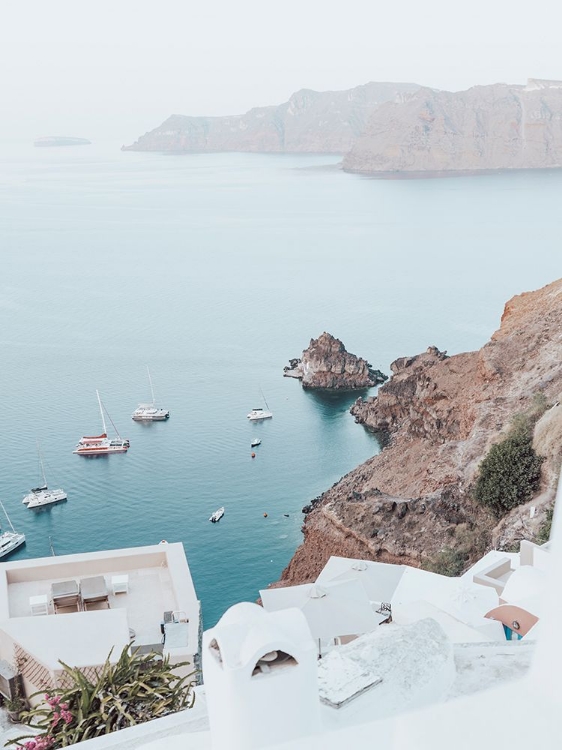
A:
[209,507,225,523]
[251,439,261,447]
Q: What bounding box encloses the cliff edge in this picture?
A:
[279,279,562,586]
[343,80,562,173]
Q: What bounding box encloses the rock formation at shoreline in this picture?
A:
[343,79,562,174]
[278,279,562,587]
[284,333,387,389]
[123,82,419,153]
[34,136,91,147]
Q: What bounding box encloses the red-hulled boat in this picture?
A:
[74,392,130,456]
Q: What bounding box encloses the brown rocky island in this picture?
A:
[277,279,562,588]
[284,332,387,389]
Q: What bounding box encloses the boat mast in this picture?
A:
[147,366,156,406]
[260,388,271,411]
[0,500,16,533]
[36,440,47,487]
[96,390,108,435]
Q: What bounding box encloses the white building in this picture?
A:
[0,542,200,703]
[1,498,558,749]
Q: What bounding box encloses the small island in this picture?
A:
[284,332,387,390]
[34,137,91,147]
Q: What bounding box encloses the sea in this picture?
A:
[0,140,561,626]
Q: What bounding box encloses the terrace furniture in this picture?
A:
[136,643,164,656]
[80,576,110,610]
[29,595,49,616]
[51,580,81,613]
[111,574,129,595]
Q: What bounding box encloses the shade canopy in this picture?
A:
[501,565,547,607]
[316,556,405,604]
[260,579,383,641]
[392,567,498,628]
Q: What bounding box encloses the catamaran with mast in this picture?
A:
[23,444,67,509]
[74,391,130,456]
[0,500,25,558]
[247,390,273,421]
[132,367,170,421]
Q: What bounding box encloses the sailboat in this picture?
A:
[22,444,67,509]
[0,500,25,559]
[73,391,130,456]
[132,367,170,421]
[247,390,273,421]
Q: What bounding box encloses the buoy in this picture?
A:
[263,513,268,518]
[159,540,168,544]
[251,452,256,458]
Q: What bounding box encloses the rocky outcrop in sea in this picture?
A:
[277,279,562,586]
[122,82,419,154]
[284,332,387,390]
[343,79,562,174]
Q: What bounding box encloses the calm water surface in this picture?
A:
[0,142,560,624]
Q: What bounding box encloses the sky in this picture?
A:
[1,0,561,143]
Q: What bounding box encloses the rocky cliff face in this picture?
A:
[343,80,562,173]
[278,279,562,586]
[123,82,419,153]
[284,332,387,389]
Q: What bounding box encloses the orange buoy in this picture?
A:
[263,513,268,518]
[251,452,256,458]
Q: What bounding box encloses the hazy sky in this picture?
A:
[1,0,561,143]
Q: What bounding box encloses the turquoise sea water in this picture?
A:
[0,141,561,625]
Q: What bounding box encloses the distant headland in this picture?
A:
[34,136,91,147]
[124,78,562,175]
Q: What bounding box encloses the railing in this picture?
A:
[14,644,56,690]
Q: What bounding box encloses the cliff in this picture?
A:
[284,332,387,389]
[279,279,562,586]
[343,79,562,173]
[123,82,419,153]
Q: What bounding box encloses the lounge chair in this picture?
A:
[51,580,81,614]
[80,575,110,610]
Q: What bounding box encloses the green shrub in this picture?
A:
[10,646,197,749]
[536,506,554,544]
[422,546,467,577]
[473,428,544,516]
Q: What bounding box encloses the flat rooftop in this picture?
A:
[0,543,200,660]
[7,565,175,647]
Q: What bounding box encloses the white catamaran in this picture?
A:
[0,500,25,559]
[132,367,170,421]
[23,444,67,509]
[74,391,130,456]
[247,391,273,421]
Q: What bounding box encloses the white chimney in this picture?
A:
[203,602,321,749]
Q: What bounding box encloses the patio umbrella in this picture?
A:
[260,579,384,642]
[316,556,406,604]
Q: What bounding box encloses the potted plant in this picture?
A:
[5,694,27,723]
